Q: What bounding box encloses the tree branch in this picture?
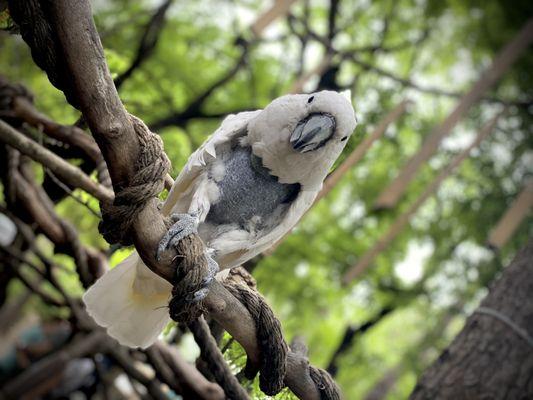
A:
[327,306,394,377]
[0,119,114,203]
[0,249,66,308]
[294,13,532,108]
[114,0,173,90]
[149,50,248,130]
[154,341,226,400]
[0,331,105,400]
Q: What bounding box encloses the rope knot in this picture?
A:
[99,114,170,245]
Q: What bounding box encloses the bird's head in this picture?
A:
[247,90,357,190]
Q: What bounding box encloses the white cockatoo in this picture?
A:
[83,90,357,348]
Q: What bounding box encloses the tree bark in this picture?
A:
[410,240,533,399]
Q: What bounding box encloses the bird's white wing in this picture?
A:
[161,110,262,220]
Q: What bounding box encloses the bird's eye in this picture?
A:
[340,136,348,142]
[307,96,314,104]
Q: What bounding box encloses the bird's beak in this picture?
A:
[290,113,336,153]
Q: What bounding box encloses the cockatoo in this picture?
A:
[83,90,357,348]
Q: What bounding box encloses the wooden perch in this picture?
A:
[343,111,503,284]
[487,180,533,250]
[251,0,298,37]
[374,18,533,210]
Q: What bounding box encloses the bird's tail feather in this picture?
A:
[82,252,173,348]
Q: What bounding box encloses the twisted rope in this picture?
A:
[8,4,341,398]
[309,366,342,400]
[168,234,209,324]
[98,115,170,245]
[222,267,342,399]
[223,279,288,396]
[8,0,78,106]
[10,0,207,322]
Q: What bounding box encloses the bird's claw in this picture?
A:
[156,213,199,261]
[187,250,219,304]
[158,212,219,306]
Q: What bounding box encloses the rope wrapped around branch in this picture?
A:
[9,0,209,323]
[223,268,287,395]
[308,367,341,400]
[98,115,170,245]
[8,0,79,107]
[222,267,341,399]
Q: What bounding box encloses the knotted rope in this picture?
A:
[168,234,209,324]
[8,0,79,107]
[9,4,343,397]
[309,366,342,400]
[9,0,209,323]
[222,267,342,399]
[98,115,170,245]
[223,268,288,396]
[97,116,209,324]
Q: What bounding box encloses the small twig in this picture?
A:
[106,346,168,400]
[188,316,250,400]
[221,337,235,354]
[44,167,102,218]
[0,250,66,308]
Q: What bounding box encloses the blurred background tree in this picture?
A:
[0,0,531,399]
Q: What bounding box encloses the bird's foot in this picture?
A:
[203,249,220,286]
[187,250,219,302]
[157,213,219,305]
[156,212,199,261]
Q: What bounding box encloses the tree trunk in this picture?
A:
[410,240,533,399]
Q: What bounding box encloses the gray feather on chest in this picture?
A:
[206,145,300,229]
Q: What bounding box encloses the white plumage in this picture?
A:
[83,90,357,348]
